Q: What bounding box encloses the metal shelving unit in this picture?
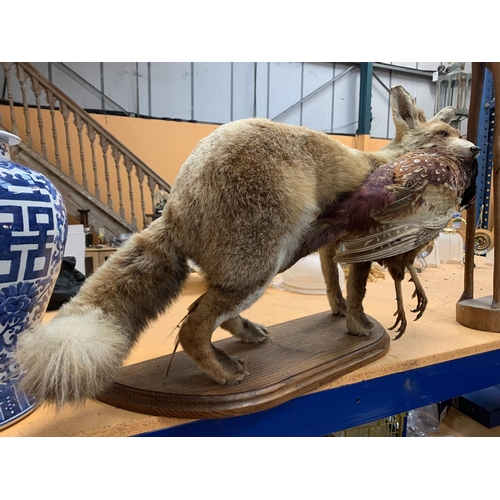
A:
[475,68,495,230]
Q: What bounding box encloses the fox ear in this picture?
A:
[390,85,419,130]
[429,106,457,124]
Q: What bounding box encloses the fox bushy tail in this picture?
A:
[15,217,190,407]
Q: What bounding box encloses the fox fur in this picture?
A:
[14,86,480,406]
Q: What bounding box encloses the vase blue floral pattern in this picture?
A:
[0,156,67,429]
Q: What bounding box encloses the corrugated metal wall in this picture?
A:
[2,62,471,139]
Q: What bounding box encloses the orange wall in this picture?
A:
[89,114,390,184]
[90,114,220,186]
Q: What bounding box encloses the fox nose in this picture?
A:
[471,146,481,155]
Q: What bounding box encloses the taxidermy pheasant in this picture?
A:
[295,146,480,339]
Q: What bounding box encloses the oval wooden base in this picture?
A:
[96,311,390,419]
[456,296,500,333]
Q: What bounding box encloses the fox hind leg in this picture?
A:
[178,284,268,385]
[185,277,270,344]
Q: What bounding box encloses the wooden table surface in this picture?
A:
[2,256,497,437]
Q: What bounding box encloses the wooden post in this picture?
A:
[456,62,500,332]
[460,62,485,302]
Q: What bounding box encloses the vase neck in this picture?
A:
[0,131,21,160]
[0,140,11,160]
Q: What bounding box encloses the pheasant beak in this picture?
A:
[471,146,481,158]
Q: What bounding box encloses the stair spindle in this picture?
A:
[111,145,126,218]
[15,65,33,148]
[60,102,75,179]
[124,157,137,228]
[99,135,113,209]
[3,63,19,135]
[86,123,101,200]
[31,77,48,159]
[73,113,88,190]
[46,89,61,169]
[135,164,147,228]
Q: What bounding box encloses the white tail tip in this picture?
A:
[15,305,131,407]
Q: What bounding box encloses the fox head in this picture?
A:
[389,85,480,159]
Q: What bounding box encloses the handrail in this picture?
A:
[0,62,171,232]
[55,62,132,117]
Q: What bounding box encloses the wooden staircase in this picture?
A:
[0,62,172,238]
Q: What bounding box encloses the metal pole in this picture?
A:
[356,62,373,136]
[487,63,500,308]
[253,62,257,117]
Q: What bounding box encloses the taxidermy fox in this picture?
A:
[15,86,480,406]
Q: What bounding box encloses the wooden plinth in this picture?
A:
[456,296,500,333]
[96,311,390,419]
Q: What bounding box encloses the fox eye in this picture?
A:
[437,130,449,137]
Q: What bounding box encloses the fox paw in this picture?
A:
[210,346,249,385]
[221,317,269,343]
[328,294,347,317]
[346,312,374,336]
[237,319,269,343]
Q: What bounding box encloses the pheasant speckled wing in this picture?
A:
[334,148,477,263]
[293,147,478,265]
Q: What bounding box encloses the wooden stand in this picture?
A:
[97,312,390,419]
[457,296,500,332]
[457,62,500,332]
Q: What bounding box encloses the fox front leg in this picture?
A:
[319,243,347,316]
[345,261,375,336]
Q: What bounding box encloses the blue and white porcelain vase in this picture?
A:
[0,131,67,429]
